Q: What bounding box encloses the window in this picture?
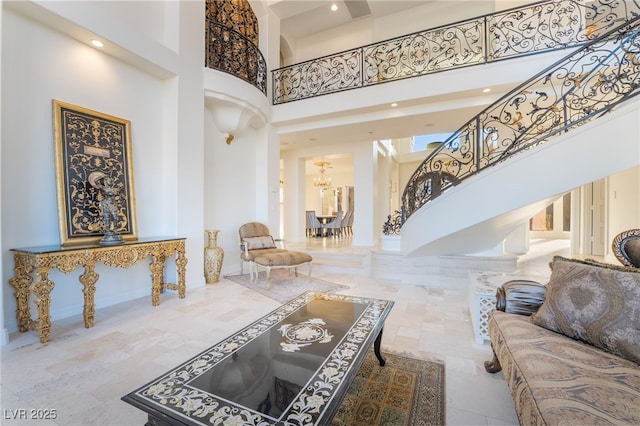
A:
[412,133,452,152]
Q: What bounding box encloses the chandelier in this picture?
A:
[313,161,332,187]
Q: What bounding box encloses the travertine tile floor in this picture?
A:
[0,238,574,425]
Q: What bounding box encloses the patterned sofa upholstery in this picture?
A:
[485,256,640,425]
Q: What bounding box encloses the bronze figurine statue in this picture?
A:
[88,171,124,245]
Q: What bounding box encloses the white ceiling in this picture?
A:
[270,1,435,39]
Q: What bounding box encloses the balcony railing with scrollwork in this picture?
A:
[205,21,267,95]
[381,15,640,235]
[272,0,640,105]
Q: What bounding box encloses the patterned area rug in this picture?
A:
[332,351,446,426]
[224,270,349,304]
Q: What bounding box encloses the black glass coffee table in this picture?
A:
[122,291,394,425]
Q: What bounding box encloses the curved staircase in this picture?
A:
[393,17,640,257]
[401,100,640,256]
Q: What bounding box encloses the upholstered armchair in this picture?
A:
[238,222,312,286]
[238,222,287,275]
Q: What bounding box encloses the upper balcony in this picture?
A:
[205,20,267,96]
[271,0,640,106]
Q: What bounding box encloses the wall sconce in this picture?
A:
[205,92,266,146]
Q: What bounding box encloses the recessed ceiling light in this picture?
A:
[391,102,398,107]
[91,39,104,48]
[482,88,491,93]
[331,4,338,12]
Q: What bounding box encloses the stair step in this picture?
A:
[307,251,368,268]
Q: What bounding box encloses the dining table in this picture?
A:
[317,214,336,224]
[316,214,336,236]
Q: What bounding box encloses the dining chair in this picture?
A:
[341,210,353,235]
[347,210,354,235]
[305,210,313,237]
[306,210,324,237]
[325,211,343,237]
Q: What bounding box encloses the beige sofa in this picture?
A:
[485,256,640,425]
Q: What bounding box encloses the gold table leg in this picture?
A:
[80,262,99,328]
[9,254,34,333]
[33,267,55,344]
[149,254,167,307]
[176,247,188,299]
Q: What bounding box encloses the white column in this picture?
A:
[504,223,530,254]
[176,0,206,286]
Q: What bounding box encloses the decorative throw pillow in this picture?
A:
[243,236,276,250]
[531,256,640,364]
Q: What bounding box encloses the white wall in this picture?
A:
[373,1,499,41]
[0,3,4,345]
[96,1,177,50]
[375,142,393,237]
[399,159,422,193]
[203,105,263,276]
[294,17,374,63]
[1,2,206,337]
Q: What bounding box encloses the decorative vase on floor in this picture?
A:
[204,229,224,284]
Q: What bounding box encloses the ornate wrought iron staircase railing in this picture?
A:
[205,21,267,95]
[272,0,640,105]
[382,15,640,236]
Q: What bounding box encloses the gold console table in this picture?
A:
[9,237,187,343]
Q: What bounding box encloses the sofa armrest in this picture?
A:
[496,279,546,316]
[486,280,547,374]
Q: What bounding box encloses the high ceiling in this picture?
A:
[269,1,434,40]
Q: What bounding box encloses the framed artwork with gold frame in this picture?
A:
[53,100,138,246]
